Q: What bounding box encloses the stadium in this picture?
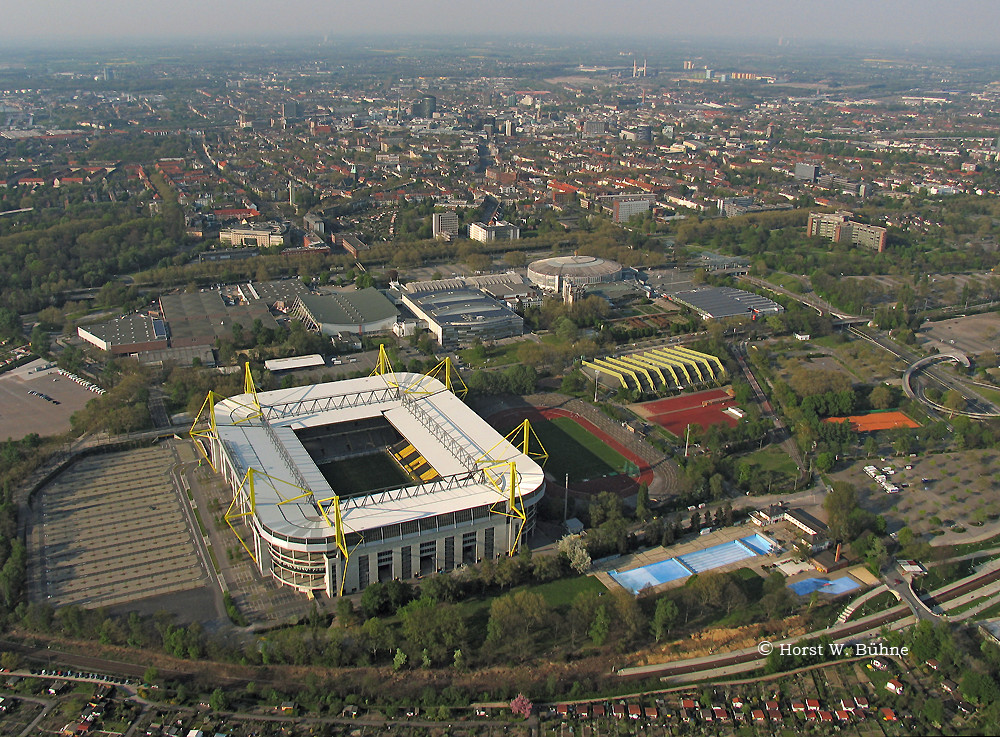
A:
[192,356,545,598]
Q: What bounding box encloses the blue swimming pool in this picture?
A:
[679,540,757,573]
[739,533,780,556]
[788,577,860,596]
[609,532,782,594]
[609,558,692,593]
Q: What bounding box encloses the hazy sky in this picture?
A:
[5,0,1000,48]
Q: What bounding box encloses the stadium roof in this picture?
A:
[669,286,783,319]
[213,373,544,543]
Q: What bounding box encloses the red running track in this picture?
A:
[487,406,653,497]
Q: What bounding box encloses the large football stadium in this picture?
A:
[192,358,545,598]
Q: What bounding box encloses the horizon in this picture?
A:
[4,0,1000,52]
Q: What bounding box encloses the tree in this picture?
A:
[399,597,467,665]
[815,451,836,473]
[635,483,651,521]
[209,687,228,711]
[29,325,49,356]
[869,384,894,410]
[558,535,591,573]
[589,603,610,646]
[944,389,967,415]
[360,617,394,659]
[510,693,533,719]
[142,666,159,686]
[651,598,679,642]
[486,589,549,658]
[392,648,407,671]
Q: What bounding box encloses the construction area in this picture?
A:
[582,346,725,392]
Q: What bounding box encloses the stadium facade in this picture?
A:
[194,366,545,597]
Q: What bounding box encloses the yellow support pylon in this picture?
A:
[477,419,548,467]
[423,356,468,398]
[225,468,258,563]
[190,391,224,471]
[370,343,395,376]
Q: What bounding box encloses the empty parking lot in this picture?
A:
[29,444,209,609]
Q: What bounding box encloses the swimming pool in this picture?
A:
[788,577,860,596]
[609,532,782,594]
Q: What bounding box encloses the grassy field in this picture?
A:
[454,575,608,625]
[740,444,798,476]
[974,384,1000,405]
[529,416,631,481]
[320,451,412,497]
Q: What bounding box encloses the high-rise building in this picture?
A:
[432,211,460,240]
[808,211,886,253]
[795,163,820,182]
[612,197,652,223]
[410,95,436,119]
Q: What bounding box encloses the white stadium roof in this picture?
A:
[213,373,544,543]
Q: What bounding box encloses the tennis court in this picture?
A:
[825,411,920,432]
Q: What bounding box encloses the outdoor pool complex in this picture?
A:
[610,533,781,594]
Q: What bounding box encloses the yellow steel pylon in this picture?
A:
[408,356,468,398]
[483,461,527,554]
[476,419,548,468]
[369,344,399,388]
[190,390,225,471]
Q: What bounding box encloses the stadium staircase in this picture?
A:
[390,439,440,482]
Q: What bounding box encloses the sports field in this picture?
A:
[825,411,920,432]
[320,451,412,497]
[521,416,631,482]
[631,388,739,437]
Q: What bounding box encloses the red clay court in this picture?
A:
[632,388,739,437]
[825,411,920,432]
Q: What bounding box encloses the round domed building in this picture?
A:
[527,255,623,292]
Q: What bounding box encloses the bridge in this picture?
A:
[902,351,1000,419]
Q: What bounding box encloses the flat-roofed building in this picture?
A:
[219,221,289,248]
[159,292,278,349]
[808,211,886,253]
[337,233,372,258]
[668,286,783,320]
[469,221,520,243]
[401,285,523,347]
[77,314,168,355]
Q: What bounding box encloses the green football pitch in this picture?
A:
[319,451,412,497]
[520,416,631,482]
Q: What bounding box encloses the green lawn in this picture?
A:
[454,574,608,623]
[320,451,411,497]
[527,416,632,482]
[767,273,806,294]
[740,444,798,476]
[974,385,1000,405]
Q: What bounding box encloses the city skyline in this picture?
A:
[4,0,1000,49]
